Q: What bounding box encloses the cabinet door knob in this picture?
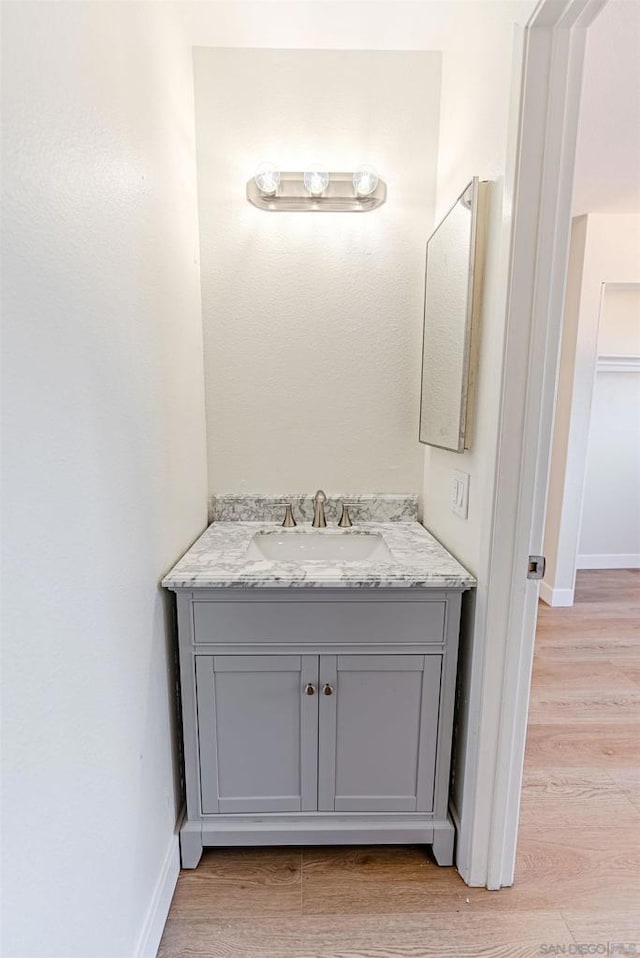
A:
[304,683,316,696]
[323,684,334,696]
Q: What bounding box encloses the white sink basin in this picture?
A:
[247,530,393,563]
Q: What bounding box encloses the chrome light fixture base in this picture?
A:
[247,171,387,212]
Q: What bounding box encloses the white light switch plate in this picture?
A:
[450,470,470,519]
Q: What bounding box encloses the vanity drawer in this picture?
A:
[192,598,447,647]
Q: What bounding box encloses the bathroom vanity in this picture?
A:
[163,496,474,869]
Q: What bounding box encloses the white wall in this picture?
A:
[542,215,640,605]
[418,4,535,883]
[1,3,208,956]
[422,6,535,574]
[577,285,640,567]
[0,7,545,942]
[175,0,538,500]
[178,1,536,55]
[194,48,440,495]
[595,285,640,353]
[181,0,535,884]
[541,216,588,605]
[572,0,640,216]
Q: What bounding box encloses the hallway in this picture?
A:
[519,569,640,944]
[158,570,640,956]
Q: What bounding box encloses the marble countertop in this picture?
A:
[162,520,475,590]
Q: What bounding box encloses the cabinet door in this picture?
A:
[318,654,442,813]
[195,654,318,814]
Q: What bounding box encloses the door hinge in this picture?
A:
[527,555,546,580]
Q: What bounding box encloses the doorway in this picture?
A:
[471,0,640,891]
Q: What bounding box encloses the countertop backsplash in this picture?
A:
[210,494,419,525]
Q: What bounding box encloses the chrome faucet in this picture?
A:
[312,489,327,528]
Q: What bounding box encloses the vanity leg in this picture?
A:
[432,821,455,866]
[180,821,203,869]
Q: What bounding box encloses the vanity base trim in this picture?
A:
[179,814,455,868]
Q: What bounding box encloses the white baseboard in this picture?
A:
[134,835,180,958]
[576,553,640,570]
[539,580,574,607]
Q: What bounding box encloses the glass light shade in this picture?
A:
[353,166,379,197]
[303,166,330,196]
[254,161,281,196]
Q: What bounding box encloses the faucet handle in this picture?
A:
[338,503,353,528]
[281,503,297,528]
[312,489,327,528]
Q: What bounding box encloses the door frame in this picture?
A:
[462,0,607,888]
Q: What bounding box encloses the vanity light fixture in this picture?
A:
[247,161,386,212]
[353,166,379,197]
[303,165,330,196]
[254,161,281,196]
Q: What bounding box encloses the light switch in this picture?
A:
[450,470,470,519]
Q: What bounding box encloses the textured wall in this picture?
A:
[194,48,440,495]
[1,3,208,955]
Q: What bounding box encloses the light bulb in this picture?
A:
[254,161,280,196]
[304,166,330,196]
[353,166,379,197]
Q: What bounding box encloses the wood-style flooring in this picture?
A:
[158,569,640,957]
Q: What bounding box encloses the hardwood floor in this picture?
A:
[158,570,640,957]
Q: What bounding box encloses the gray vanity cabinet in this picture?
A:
[194,651,441,819]
[318,654,442,813]
[174,588,464,871]
[195,654,319,814]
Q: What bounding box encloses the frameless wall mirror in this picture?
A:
[419,177,489,452]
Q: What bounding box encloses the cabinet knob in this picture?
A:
[323,684,334,696]
[304,683,316,696]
